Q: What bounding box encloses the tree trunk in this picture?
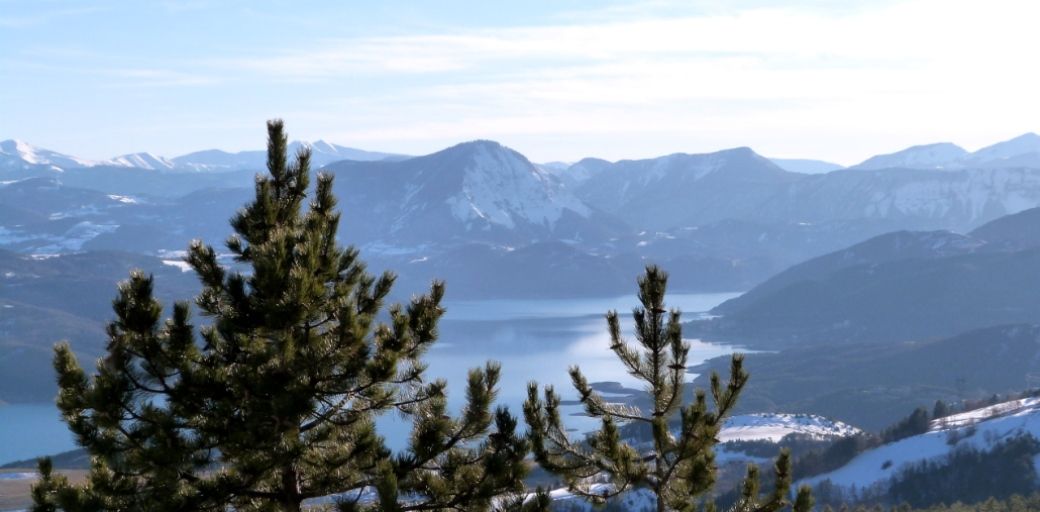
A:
[282,466,303,512]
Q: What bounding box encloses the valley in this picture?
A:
[5,132,1040,510]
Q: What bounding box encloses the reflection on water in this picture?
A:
[380,292,742,449]
[0,292,743,462]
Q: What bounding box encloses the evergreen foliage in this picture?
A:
[931,400,950,420]
[880,408,931,444]
[886,435,1040,508]
[523,266,812,512]
[792,434,881,480]
[908,492,1040,512]
[808,434,1040,510]
[31,120,530,512]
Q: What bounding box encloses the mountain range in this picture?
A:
[849,133,1040,170]
[0,138,401,174]
[4,133,1040,300]
[688,206,1040,347]
[4,132,1040,399]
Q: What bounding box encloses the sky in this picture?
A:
[3,0,1040,165]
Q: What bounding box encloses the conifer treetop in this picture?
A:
[31,120,531,512]
[524,265,812,512]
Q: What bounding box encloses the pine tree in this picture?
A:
[32,120,530,512]
[523,266,812,512]
[933,400,951,419]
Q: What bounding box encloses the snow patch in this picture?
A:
[107,194,139,204]
[162,259,193,272]
[804,397,1040,490]
[720,413,862,443]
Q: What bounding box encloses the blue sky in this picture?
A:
[3,0,1040,164]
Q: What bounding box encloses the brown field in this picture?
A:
[0,469,86,511]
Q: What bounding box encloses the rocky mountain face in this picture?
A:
[569,147,802,230]
[323,140,609,249]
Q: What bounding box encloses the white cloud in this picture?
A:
[9,0,1040,163]
[202,0,1040,163]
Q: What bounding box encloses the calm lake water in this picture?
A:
[0,292,741,463]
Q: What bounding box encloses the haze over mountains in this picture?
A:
[849,133,1040,170]
[0,138,401,174]
[690,207,1040,347]
[4,132,1040,297]
[5,131,1040,408]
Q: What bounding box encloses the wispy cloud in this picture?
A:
[7,0,1040,163]
[194,0,1040,162]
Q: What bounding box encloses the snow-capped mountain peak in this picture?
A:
[317,139,605,248]
[308,139,338,153]
[0,139,98,171]
[106,152,176,171]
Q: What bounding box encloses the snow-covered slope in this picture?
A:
[853,142,968,170]
[442,141,590,230]
[720,413,861,442]
[106,152,175,170]
[0,139,98,171]
[804,397,1040,490]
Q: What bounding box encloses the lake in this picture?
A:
[0,292,741,463]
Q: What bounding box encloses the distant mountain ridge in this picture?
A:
[9,137,1040,303]
[691,207,1040,347]
[0,139,95,171]
[6,131,1040,175]
[567,147,802,230]
[109,152,176,170]
[171,140,405,172]
[853,142,968,170]
[7,134,1040,304]
[0,139,404,174]
[849,132,1040,170]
